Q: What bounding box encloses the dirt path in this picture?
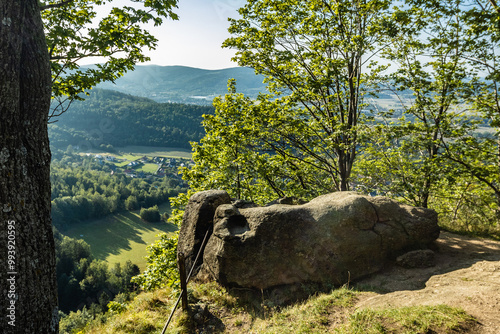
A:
[354,231,500,333]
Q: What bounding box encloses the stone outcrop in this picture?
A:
[177,190,231,277]
[179,190,440,292]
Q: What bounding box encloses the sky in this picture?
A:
[87,0,247,70]
[146,0,247,69]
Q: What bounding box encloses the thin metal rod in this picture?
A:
[160,228,212,334]
[161,290,183,334]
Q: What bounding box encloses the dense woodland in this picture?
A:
[50,149,186,230]
[54,229,140,315]
[49,89,213,150]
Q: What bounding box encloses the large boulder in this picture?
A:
[198,191,439,290]
[177,190,231,277]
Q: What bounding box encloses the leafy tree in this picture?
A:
[132,232,179,291]
[430,175,499,236]
[59,307,93,334]
[182,82,286,204]
[349,0,500,236]
[41,0,179,119]
[107,261,140,294]
[125,195,140,211]
[354,0,479,208]
[216,0,393,192]
[140,205,161,222]
[435,0,500,220]
[56,236,92,276]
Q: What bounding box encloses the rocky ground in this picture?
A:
[354,231,500,333]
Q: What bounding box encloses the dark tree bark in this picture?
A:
[0,0,58,333]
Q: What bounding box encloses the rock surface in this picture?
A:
[179,190,439,292]
[177,190,231,277]
[396,249,436,268]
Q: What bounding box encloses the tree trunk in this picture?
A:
[0,1,58,333]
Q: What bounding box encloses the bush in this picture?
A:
[161,211,170,222]
[140,205,161,222]
[124,195,139,211]
[132,232,179,291]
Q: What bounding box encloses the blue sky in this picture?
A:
[127,0,247,69]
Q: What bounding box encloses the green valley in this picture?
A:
[63,203,177,271]
[51,147,186,317]
[47,87,210,320]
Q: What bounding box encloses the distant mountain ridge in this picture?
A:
[49,89,213,150]
[95,65,267,104]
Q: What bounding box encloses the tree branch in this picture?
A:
[40,0,74,11]
[490,0,500,14]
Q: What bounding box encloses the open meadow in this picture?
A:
[63,202,177,271]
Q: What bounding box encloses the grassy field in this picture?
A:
[116,145,192,159]
[117,153,140,161]
[63,202,177,271]
[140,163,160,173]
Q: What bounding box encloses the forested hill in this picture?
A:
[48,89,213,150]
[94,65,267,104]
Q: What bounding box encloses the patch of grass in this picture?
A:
[117,153,139,161]
[63,203,176,271]
[114,160,134,168]
[139,163,160,173]
[83,289,177,334]
[191,281,241,310]
[249,286,358,333]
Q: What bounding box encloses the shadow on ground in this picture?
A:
[353,231,500,293]
[64,210,178,259]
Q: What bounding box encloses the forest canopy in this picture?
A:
[48,89,213,150]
